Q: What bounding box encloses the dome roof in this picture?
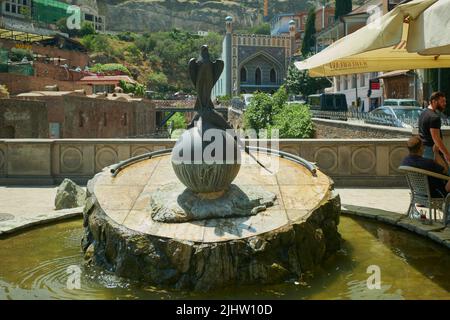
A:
[225,16,233,22]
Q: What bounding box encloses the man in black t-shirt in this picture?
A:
[401,136,450,197]
[418,91,448,162]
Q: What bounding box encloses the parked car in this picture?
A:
[382,99,420,108]
[365,106,423,128]
[287,95,306,105]
[307,93,348,112]
[242,94,254,109]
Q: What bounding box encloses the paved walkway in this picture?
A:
[0,186,83,236]
[336,188,410,214]
[0,186,410,221]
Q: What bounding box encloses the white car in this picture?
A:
[242,94,254,108]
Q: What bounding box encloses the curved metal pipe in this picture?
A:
[247,146,317,176]
[109,146,317,178]
[110,148,173,177]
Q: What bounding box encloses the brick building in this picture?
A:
[0,91,158,138]
[0,34,92,94]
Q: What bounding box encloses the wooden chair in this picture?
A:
[398,166,449,225]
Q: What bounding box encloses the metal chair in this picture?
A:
[398,165,449,225]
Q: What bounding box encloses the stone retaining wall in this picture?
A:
[313,118,412,139]
[0,138,410,187]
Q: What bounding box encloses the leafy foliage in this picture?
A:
[118,80,145,97]
[244,91,274,133]
[79,22,96,37]
[80,34,116,56]
[272,104,314,138]
[286,64,331,96]
[243,87,314,138]
[170,112,187,130]
[79,29,222,93]
[147,72,170,93]
[90,63,131,75]
[9,48,33,62]
[216,95,232,105]
[301,8,316,56]
[236,23,271,35]
[271,85,288,113]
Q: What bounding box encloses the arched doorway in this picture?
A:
[255,68,261,85]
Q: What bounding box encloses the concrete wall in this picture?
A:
[313,118,412,139]
[0,99,48,138]
[0,138,410,187]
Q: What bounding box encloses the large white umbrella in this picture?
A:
[294,0,450,77]
[407,0,450,55]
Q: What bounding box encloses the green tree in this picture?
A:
[272,104,314,138]
[286,64,303,95]
[135,34,157,53]
[244,91,274,133]
[271,85,288,113]
[170,112,187,130]
[243,87,314,138]
[294,65,331,96]
[237,23,271,35]
[147,72,169,92]
[302,8,316,56]
[79,22,96,37]
[335,0,353,20]
[80,34,113,55]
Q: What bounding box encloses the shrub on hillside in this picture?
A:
[91,63,131,75]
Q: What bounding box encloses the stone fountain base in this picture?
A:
[81,153,341,291]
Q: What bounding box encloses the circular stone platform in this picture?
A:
[82,152,341,291]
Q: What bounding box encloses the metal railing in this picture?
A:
[310,110,450,128]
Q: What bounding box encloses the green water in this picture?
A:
[0,216,449,300]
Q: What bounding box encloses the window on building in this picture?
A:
[270,68,276,83]
[360,73,366,87]
[351,75,357,88]
[11,4,16,13]
[5,3,10,12]
[22,0,27,5]
[123,113,127,126]
[328,16,334,25]
[255,68,261,85]
[343,76,348,90]
[240,67,247,82]
[103,113,107,127]
[336,76,341,91]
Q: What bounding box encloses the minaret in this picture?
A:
[263,0,269,21]
[289,19,296,57]
[225,16,233,96]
